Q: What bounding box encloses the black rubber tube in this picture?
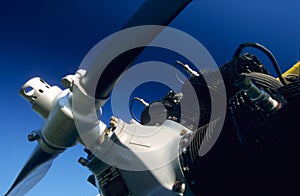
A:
[231,42,286,85]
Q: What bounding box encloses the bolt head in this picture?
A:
[27,131,40,142]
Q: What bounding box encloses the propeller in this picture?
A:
[5,146,58,196]
[6,0,192,195]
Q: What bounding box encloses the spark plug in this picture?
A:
[235,75,280,112]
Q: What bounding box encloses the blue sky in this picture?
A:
[0,0,299,195]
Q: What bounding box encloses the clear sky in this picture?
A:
[0,0,299,195]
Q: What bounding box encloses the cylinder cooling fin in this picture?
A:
[179,49,299,195]
[179,54,276,131]
[179,72,284,195]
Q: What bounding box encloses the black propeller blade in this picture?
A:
[82,0,192,99]
[5,146,58,196]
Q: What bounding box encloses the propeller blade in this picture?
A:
[81,0,192,99]
[122,0,192,28]
[5,146,58,196]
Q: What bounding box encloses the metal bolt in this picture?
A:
[84,148,92,155]
[78,157,89,166]
[110,116,116,122]
[172,181,186,194]
[109,116,118,131]
[109,121,117,128]
[182,167,189,172]
[104,128,111,135]
[180,129,188,136]
[61,75,74,89]
[27,131,40,142]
